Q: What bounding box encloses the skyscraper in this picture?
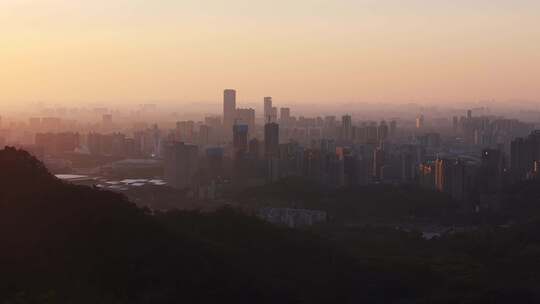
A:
[341,115,352,141]
[416,115,425,129]
[271,107,278,123]
[176,121,195,143]
[280,107,290,125]
[233,124,249,159]
[235,108,256,137]
[264,122,280,182]
[323,116,337,138]
[264,97,273,123]
[510,130,540,180]
[223,89,237,133]
[377,120,389,143]
[264,122,279,159]
[435,158,449,192]
[198,124,211,146]
[204,116,222,143]
[435,157,477,204]
[366,122,378,144]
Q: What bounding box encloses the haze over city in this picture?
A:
[3,1,540,304]
[1,0,539,107]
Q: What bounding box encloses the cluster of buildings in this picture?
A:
[1,91,540,213]
[161,91,540,211]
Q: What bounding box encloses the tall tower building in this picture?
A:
[342,115,352,141]
[264,122,280,159]
[271,107,278,123]
[435,158,450,192]
[223,89,237,133]
[416,115,425,129]
[377,121,389,143]
[264,97,273,123]
[511,131,540,181]
[265,122,280,182]
[280,108,290,125]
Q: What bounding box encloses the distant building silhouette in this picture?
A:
[223,89,237,136]
[233,124,249,159]
[265,122,280,182]
[416,114,425,129]
[264,97,273,123]
[235,108,256,138]
[164,141,198,189]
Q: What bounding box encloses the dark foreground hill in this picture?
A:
[2,147,540,304]
[0,148,421,303]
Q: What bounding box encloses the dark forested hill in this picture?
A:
[0,147,415,303]
[2,147,540,304]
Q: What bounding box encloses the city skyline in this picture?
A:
[5,2,540,303]
[1,0,539,105]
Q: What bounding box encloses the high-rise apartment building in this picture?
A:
[341,115,352,141]
[511,130,540,180]
[416,115,425,129]
[377,121,389,143]
[366,123,378,144]
[233,124,249,159]
[235,108,256,137]
[198,125,211,146]
[280,108,290,125]
[164,141,199,189]
[264,97,273,123]
[223,89,237,133]
[176,121,195,143]
[271,107,278,123]
[435,157,478,204]
[264,122,279,159]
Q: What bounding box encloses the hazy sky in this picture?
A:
[1,0,539,106]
